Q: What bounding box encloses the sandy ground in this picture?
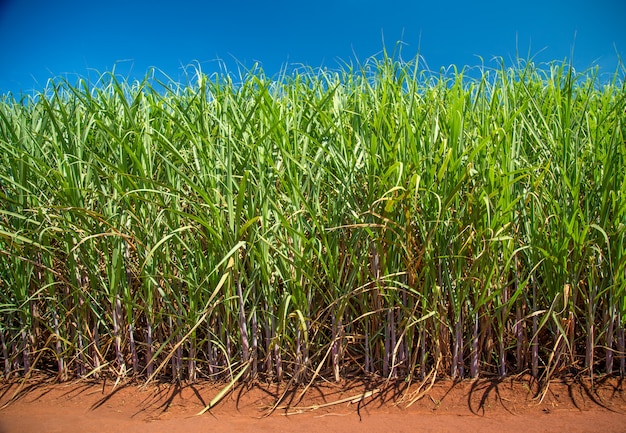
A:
[1,375,625,433]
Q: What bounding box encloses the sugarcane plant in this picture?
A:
[0,51,624,387]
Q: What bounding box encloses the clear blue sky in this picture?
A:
[1,0,624,95]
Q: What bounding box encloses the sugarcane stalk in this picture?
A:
[236,280,250,364]
[0,325,9,377]
[471,311,479,378]
[606,307,615,374]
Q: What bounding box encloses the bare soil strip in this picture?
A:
[1,375,625,433]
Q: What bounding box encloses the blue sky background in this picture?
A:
[1,0,625,95]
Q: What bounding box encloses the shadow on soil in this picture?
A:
[1,372,624,419]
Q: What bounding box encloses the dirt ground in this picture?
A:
[1,374,625,433]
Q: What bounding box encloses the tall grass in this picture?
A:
[1,54,624,386]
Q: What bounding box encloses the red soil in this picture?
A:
[1,375,625,433]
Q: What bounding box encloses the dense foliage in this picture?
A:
[1,56,625,386]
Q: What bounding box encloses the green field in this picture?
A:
[1,54,625,386]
